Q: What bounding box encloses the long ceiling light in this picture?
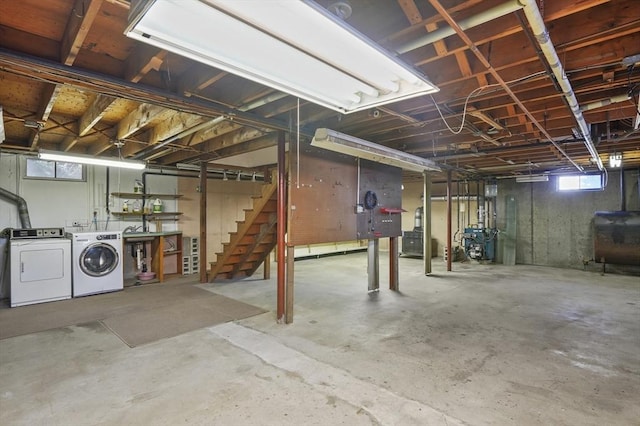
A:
[311,128,441,173]
[515,174,549,183]
[39,149,146,170]
[125,0,438,114]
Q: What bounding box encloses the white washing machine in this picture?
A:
[68,231,123,297]
[9,234,72,307]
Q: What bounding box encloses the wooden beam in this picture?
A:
[116,103,172,140]
[398,0,449,56]
[79,94,116,136]
[125,44,167,83]
[88,139,114,155]
[148,112,204,145]
[61,0,104,66]
[160,132,276,165]
[178,67,227,97]
[60,136,79,152]
[29,84,62,150]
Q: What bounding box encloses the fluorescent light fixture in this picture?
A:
[515,174,549,183]
[38,149,146,170]
[311,128,441,173]
[125,0,438,114]
[609,152,622,168]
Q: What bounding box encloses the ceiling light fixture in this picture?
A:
[125,0,438,114]
[311,128,441,173]
[38,149,146,170]
[515,174,549,183]
[609,152,622,168]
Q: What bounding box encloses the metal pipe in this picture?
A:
[0,187,32,228]
[396,0,523,54]
[518,0,603,170]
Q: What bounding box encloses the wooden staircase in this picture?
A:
[209,176,278,281]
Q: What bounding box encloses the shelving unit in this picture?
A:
[182,236,200,276]
[111,192,184,200]
[111,192,184,229]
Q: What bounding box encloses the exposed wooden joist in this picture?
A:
[125,44,167,83]
[60,0,104,66]
[78,94,116,136]
[29,84,62,150]
[148,112,204,146]
[178,67,227,97]
[60,136,79,152]
[158,127,267,165]
[116,103,173,140]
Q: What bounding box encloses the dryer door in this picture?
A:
[79,243,119,277]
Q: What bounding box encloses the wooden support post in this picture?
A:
[367,239,380,292]
[286,246,295,324]
[200,162,207,283]
[277,130,286,322]
[446,169,453,272]
[263,251,270,280]
[389,236,399,291]
[423,172,432,275]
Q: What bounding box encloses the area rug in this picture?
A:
[0,283,266,347]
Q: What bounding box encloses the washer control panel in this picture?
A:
[96,234,121,241]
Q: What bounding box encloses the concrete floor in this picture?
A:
[1,252,638,425]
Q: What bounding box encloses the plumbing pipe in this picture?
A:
[396,0,524,54]
[580,94,631,112]
[518,0,604,170]
[0,187,32,228]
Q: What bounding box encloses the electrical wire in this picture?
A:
[429,85,494,134]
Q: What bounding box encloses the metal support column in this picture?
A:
[199,162,207,283]
[286,245,295,323]
[276,130,286,322]
[389,236,399,291]
[367,239,380,292]
[423,172,432,275]
[446,169,452,272]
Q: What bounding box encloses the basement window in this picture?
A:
[25,158,85,181]
[557,173,603,191]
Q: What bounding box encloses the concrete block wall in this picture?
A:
[496,169,639,270]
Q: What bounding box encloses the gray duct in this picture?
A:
[0,187,32,228]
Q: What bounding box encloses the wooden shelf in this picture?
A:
[111,192,183,199]
[112,211,183,216]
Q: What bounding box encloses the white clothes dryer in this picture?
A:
[67,231,123,297]
[9,238,72,307]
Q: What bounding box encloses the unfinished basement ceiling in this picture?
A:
[0,0,638,180]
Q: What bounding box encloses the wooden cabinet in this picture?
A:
[151,232,183,282]
[123,231,182,283]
